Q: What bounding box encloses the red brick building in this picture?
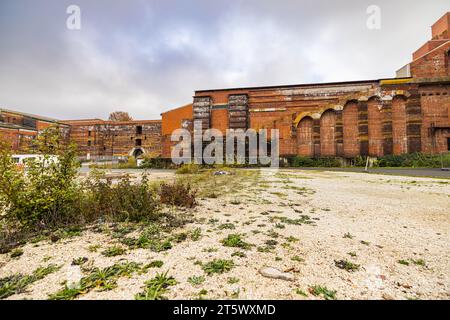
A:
[0,108,70,153]
[162,12,450,159]
[62,119,162,160]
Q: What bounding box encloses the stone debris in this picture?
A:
[258,267,295,281]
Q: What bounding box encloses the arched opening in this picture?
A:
[368,97,384,157]
[132,148,144,158]
[342,101,359,157]
[392,96,407,155]
[296,117,314,157]
[320,109,336,156]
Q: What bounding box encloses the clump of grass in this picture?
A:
[176,164,200,174]
[88,244,100,252]
[227,277,240,284]
[10,248,23,258]
[1,264,61,299]
[265,240,278,246]
[202,259,234,275]
[411,259,426,267]
[101,246,126,257]
[135,271,177,300]
[398,260,410,266]
[49,262,141,300]
[347,252,357,257]
[218,223,235,230]
[221,234,252,250]
[286,236,299,243]
[144,260,164,269]
[308,285,337,300]
[231,251,246,258]
[291,256,304,262]
[203,247,218,253]
[71,257,88,266]
[343,232,354,239]
[295,288,308,297]
[360,240,370,246]
[334,259,360,272]
[188,275,205,286]
[190,228,202,241]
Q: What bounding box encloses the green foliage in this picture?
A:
[176,164,200,174]
[309,285,337,300]
[334,259,360,272]
[135,271,177,300]
[221,234,252,250]
[375,152,448,168]
[187,275,205,286]
[190,228,202,241]
[0,264,61,299]
[49,262,141,300]
[101,246,126,257]
[0,127,80,230]
[202,259,234,275]
[289,156,342,168]
[10,248,23,258]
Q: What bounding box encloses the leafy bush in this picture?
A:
[176,164,200,174]
[289,156,342,168]
[0,128,80,230]
[375,152,447,168]
[158,181,197,208]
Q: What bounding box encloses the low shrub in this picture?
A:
[158,181,197,208]
[176,164,200,174]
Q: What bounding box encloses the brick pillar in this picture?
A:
[228,95,248,130]
[335,110,344,156]
[406,91,422,153]
[358,101,369,156]
[313,119,321,157]
[193,96,212,131]
[382,100,393,155]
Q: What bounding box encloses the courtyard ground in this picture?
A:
[0,168,449,300]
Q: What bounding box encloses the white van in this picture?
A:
[11,154,58,168]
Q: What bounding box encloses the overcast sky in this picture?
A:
[0,0,449,120]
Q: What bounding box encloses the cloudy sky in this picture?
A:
[0,0,449,120]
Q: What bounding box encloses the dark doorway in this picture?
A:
[133,148,143,158]
[135,138,142,146]
[136,126,142,135]
[447,137,450,151]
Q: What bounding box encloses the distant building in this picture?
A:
[61,119,162,160]
[0,108,70,153]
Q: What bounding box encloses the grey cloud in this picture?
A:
[0,0,449,119]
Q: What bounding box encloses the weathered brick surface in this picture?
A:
[342,102,359,157]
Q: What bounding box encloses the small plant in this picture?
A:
[347,252,357,257]
[71,257,88,266]
[286,236,299,243]
[1,264,61,299]
[221,234,252,250]
[187,275,205,286]
[360,240,370,246]
[203,247,218,253]
[265,239,278,246]
[88,245,101,252]
[291,256,304,262]
[227,277,240,284]
[202,259,234,275]
[295,288,308,297]
[411,259,426,266]
[190,228,202,241]
[398,260,410,266]
[309,285,337,300]
[10,248,24,258]
[101,246,126,257]
[343,232,354,239]
[334,259,360,272]
[231,251,246,258]
[275,223,285,229]
[135,271,177,300]
[159,181,197,208]
[218,223,235,230]
[144,260,164,269]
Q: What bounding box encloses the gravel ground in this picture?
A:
[1,169,449,300]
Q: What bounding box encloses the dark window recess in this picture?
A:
[135,139,142,146]
[103,146,106,151]
[22,117,37,129]
[88,130,92,137]
[88,141,91,146]
[136,126,143,135]
[447,138,450,151]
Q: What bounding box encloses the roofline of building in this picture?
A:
[0,122,38,132]
[194,77,410,94]
[61,119,162,125]
[0,107,67,125]
[160,103,192,116]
